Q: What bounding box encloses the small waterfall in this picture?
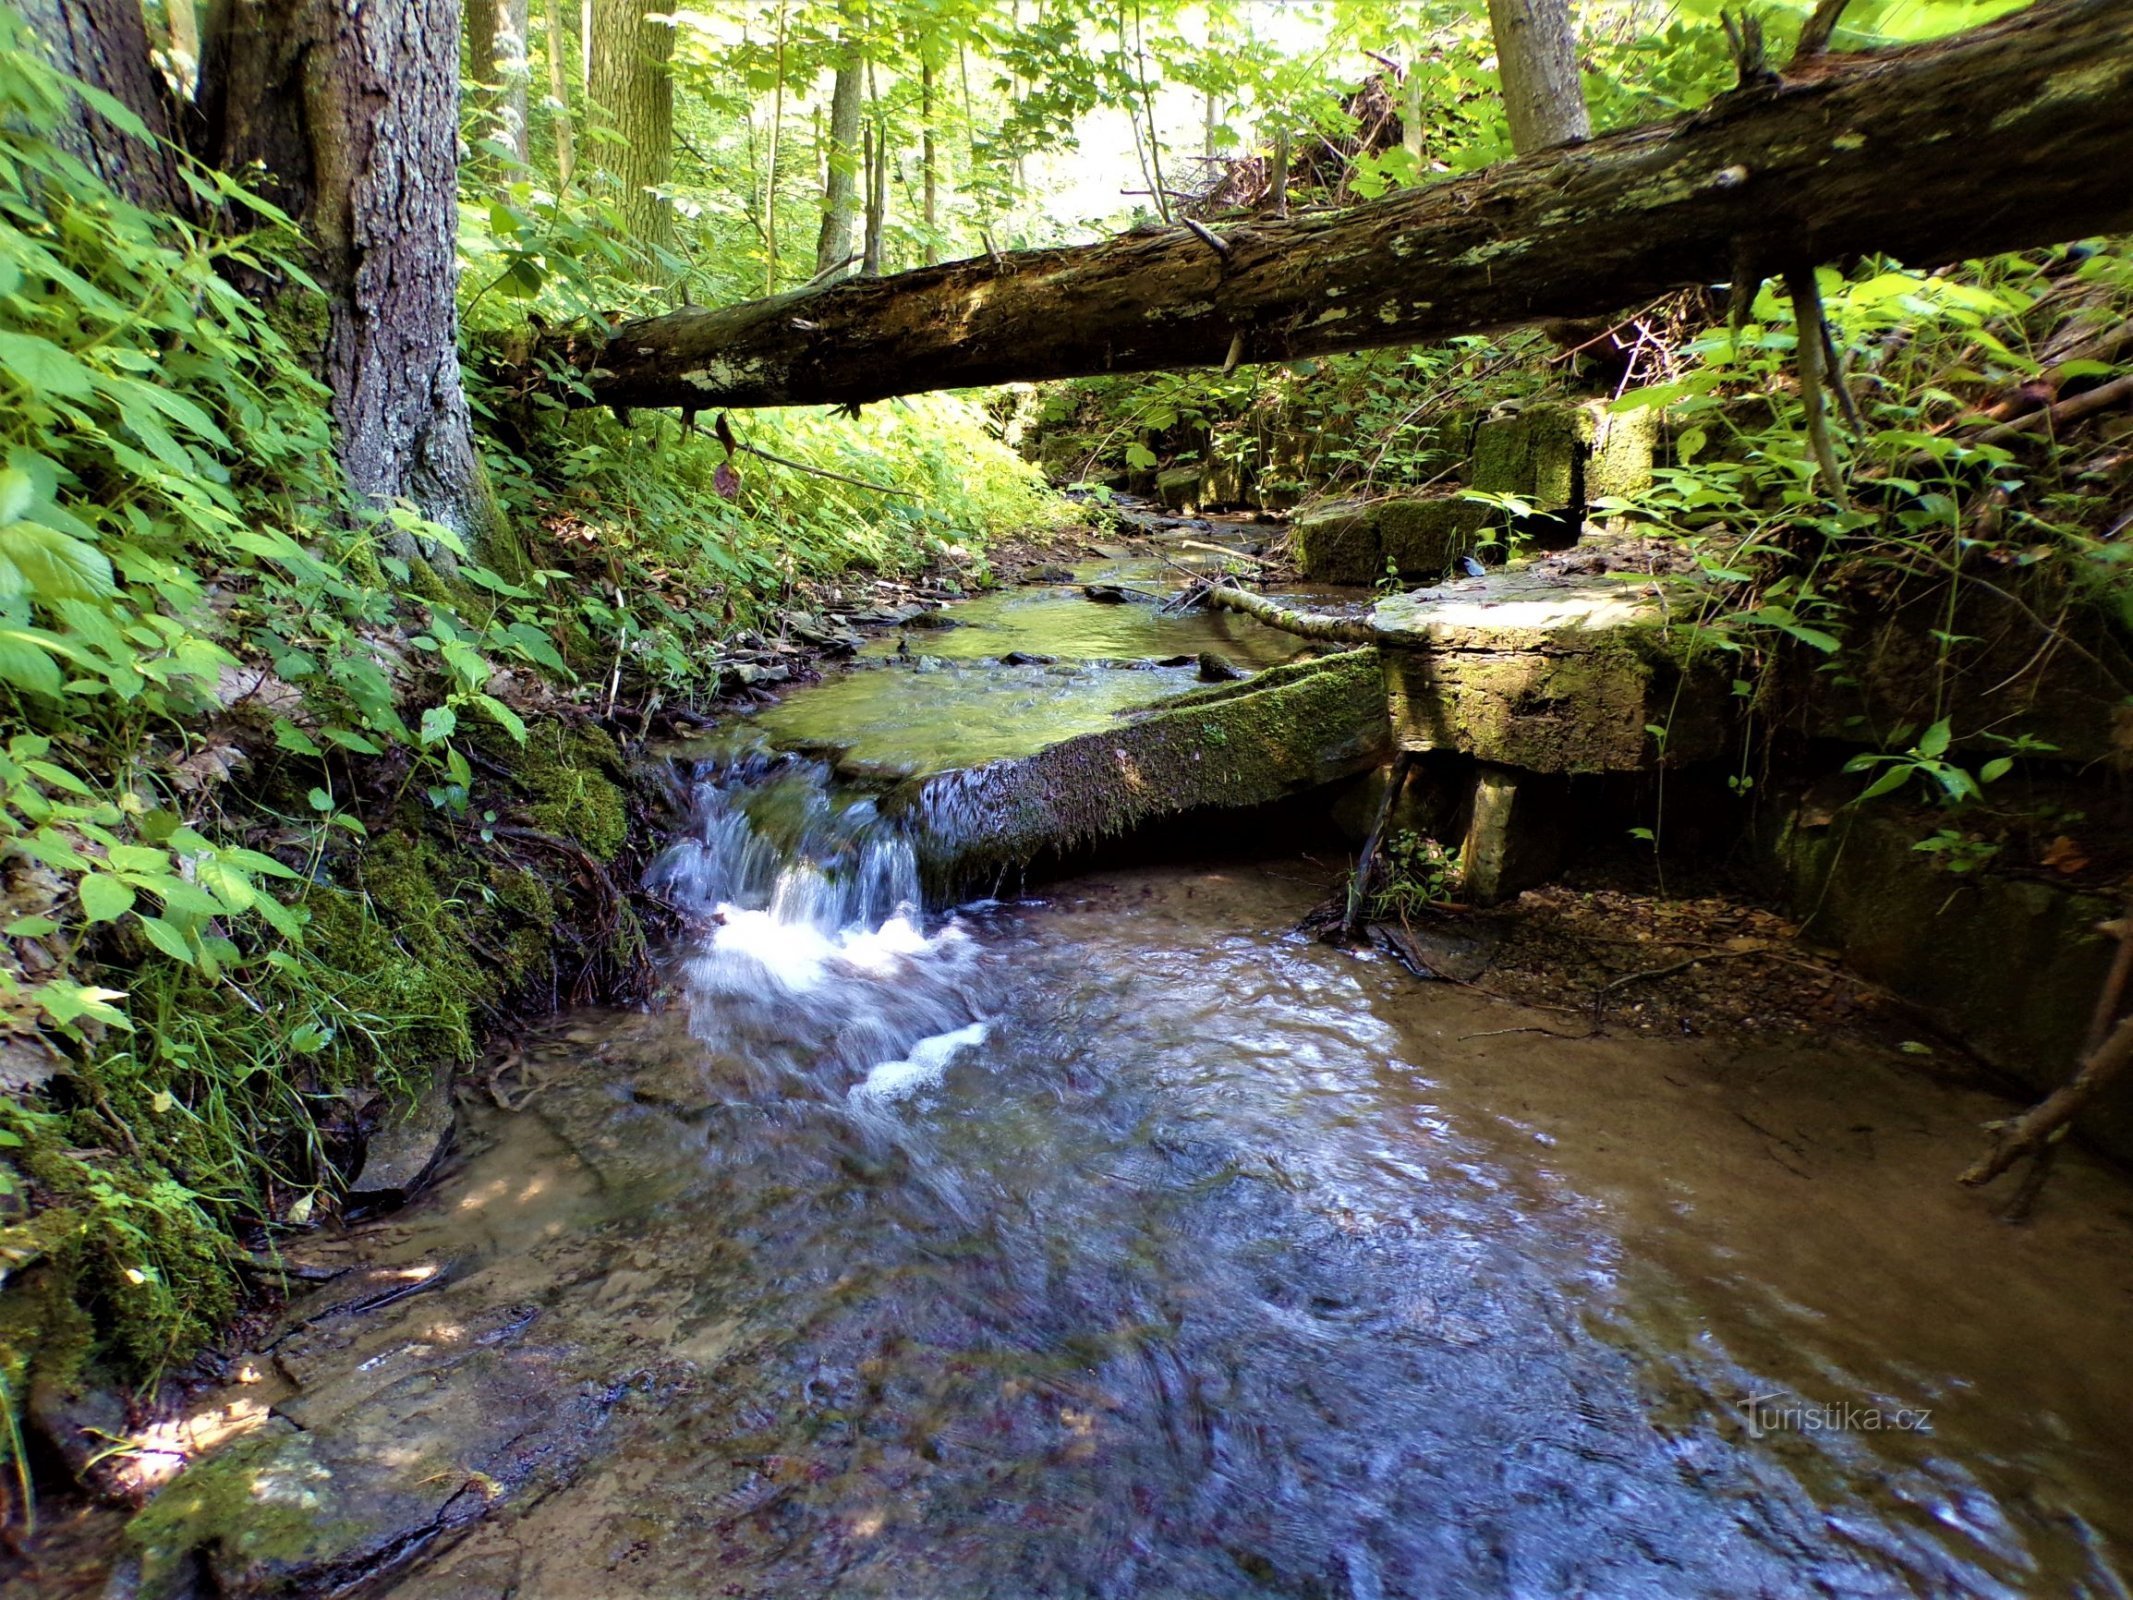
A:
[646,739,993,1103]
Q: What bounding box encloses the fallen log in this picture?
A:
[574,0,2133,413]
[1203,583,1376,644]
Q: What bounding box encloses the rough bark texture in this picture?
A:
[575,0,2133,415]
[587,0,673,248]
[815,1,866,278]
[1486,0,1591,155]
[468,0,532,167]
[14,0,187,212]
[201,0,499,550]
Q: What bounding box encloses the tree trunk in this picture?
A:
[201,0,500,552]
[861,92,887,276]
[542,0,575,186]
[14,0,187,212]
[1486,0,1589,155]
[587,0,673,249]
[815,0,865,279]
[468,0,531,167]
[920,56,939,265]
[570,0,2133,415]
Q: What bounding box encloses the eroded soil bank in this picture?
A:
[34,856,2133,1598]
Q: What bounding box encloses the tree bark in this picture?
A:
[570,0,2133,415]
[15,0,187,212]
[920,56,939,265]
[1486,0,1590,155]
[815,0,865,279]
[201,0,500,552]
[587,0,673,249]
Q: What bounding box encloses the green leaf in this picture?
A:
[418,704,457,745]
[135,914,197,965]
[1915,718,1953,759]
[5,915,58,937]
[306,787,334,812]
[273,720,324,757]
[220,847,299,880]
[0,632,64,696]
[35,980,132,1031]
[78,872,135,924]
[251,893,305,941]
[0,333,95,398]
[0,523,115,601]
[1857,766,1911,801]
[1979,756,2013,783]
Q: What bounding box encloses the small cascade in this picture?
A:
[646,739,994,1103]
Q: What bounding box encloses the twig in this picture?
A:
[1962,1011,2133,1189]
[1182,217,1231,259]
[1345,754,1413,938]
[1791,0,1854,61]
[1594,945,1779,998]
[732,439,923,500]
[1199,578,1376,642]
[1968,371,2133,450]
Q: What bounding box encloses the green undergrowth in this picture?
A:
[0,14,1071,1458]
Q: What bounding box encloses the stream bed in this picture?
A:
[52,521,2133,1599]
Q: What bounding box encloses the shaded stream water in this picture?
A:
[212,743,2133,1600]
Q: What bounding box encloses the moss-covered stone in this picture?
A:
[1764,799,2128,1156]
[1377,495,1495,580]
[1155,464,1202,512]
[127,1424,350,1597]
[1199,452,1253,510]
[1374,570,1728,773]
[1470,399,1655,513]
[1291,500,1383,585]
[906,649,1390,880]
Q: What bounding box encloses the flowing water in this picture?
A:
[53,545,2133,1599]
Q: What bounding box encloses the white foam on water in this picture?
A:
[852,1020,991,1104]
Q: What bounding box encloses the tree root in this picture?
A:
[1961,910,2133,1200]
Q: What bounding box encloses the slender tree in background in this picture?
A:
[542,0,576,185]
[588,0,674,248]
[1485,0,1589,155]
[199,0,500,552]
[467,0,532,167]
[919,53,939,264]
[815,0,866,278]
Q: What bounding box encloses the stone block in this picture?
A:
[1291,499,1383,585]
[1199,453,1254,510]
[1155,464,1202,511]
[1469,399,1655,513]
[1377,495,1495,581]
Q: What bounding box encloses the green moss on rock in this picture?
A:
[518,723,630,861]
[1291,501,1382,585]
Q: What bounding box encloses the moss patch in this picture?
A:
[516,722,630,861]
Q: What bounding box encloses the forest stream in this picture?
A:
[42,535,2133,1600]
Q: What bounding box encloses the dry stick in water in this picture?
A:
[1345,752,1414,939]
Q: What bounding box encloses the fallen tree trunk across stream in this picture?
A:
[574,0,2133,414]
